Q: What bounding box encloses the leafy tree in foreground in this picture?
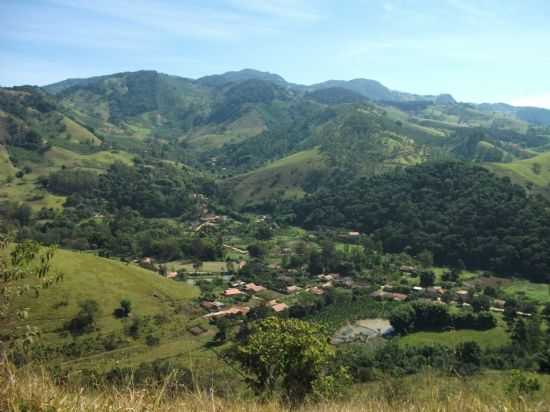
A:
[233,317,349,402]
[0,236,61,321]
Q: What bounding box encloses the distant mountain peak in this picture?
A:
[197,68,288,88]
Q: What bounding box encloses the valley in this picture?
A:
[2,68,550,409]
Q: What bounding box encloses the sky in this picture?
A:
[1,0,549,107]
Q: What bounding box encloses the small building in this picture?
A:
[493,299,506,309]
[400,265,417,274]
[166,271,178,279]
[413,286,425,292]
[272,303,289,313]
[224,288,242,297]
[231,280,246,288]
[426,287,445,298]
[337,277,355,288]
[200,301,225,311]
[203,306,250,319]
[310,286,325,296]
[286,285,302,294]
[456,290,471,302]
[320,281,334,289]
[141,257,152,265]
[245,283,266,293]
[391,293,408,302]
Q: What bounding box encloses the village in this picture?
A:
[128,200,544,350]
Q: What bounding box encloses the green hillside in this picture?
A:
[225,148,328,207]
[488,151,550,188]
[4,248,217,373]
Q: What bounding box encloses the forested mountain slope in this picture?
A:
[291,162,550,281]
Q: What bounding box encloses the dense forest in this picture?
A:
[292,162,550,281]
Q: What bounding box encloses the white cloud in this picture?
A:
[510,94,550,109]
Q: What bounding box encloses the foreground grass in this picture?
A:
[2,359,549,412]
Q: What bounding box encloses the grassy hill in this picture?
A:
[2,248,229,374]
[225,148,327,207]
[488,151,550,189]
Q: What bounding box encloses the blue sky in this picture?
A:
[1,0,549,107]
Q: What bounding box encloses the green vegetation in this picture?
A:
[489,151,550,189]
[4,70,550,409]
[293,162,550,281]
[399,324,509,349]
[226,148,328,207]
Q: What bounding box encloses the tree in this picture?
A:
[247,243,267,259]
[0,237,61,321]
[214,318,231,343]
[255,224,273,240]
[389,304,415,334]
[192,258,203,274]
[65,299,101,335]
[233,317,344,402]
[113,299,132,318]
[417,250,434,268]
[308,250,323,275]
[455,341,481,375]
[511,318,528,347]
[419,270,435,287]
[14,204,32,226]
[471,295,491,313]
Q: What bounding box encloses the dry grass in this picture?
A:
[1,358,549,412]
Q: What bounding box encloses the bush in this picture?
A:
[64,300,101,335]
[113,299,132,318]
[145,334,160,346]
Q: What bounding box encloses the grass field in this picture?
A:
[0,147,134,210]
[503,280,550,304]
[9,249,198,332]
[226,148,328,207]
[168,260,228,273]
[488,151,550,188]
[63,117,102,145]
[2,248,226,374]
[399,318,510,349]
[0,145,16,177]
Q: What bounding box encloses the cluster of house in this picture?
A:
[223,281,266,296]
[281,273,356,296]
[366,265,515,314]
[200,272,354,320]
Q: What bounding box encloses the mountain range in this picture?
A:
[2,68,550,210]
